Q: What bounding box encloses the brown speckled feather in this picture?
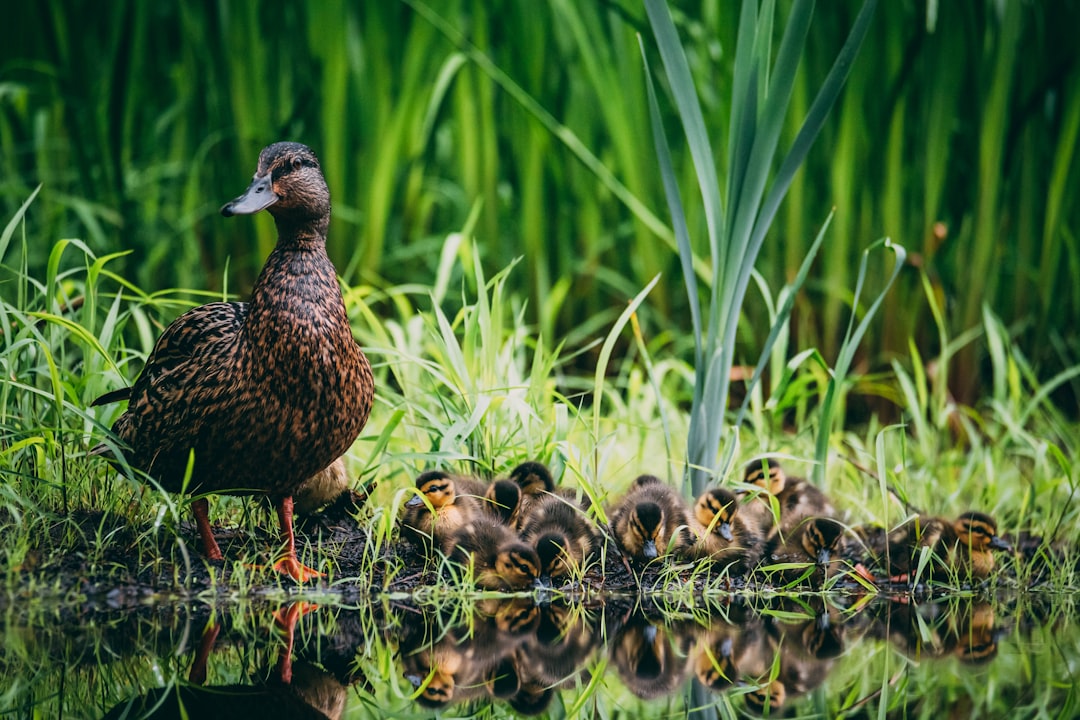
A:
[100,142,374,502]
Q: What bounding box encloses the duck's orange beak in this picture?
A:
[221,174,279,216]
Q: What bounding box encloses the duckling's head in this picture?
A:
[953,512,1011,552]
[628,501,665,559]
[407,470,456,509]
[222,142,330,225]
[801,517,845,565]
[485,479,522,524]
[510,461,555,496]
[493,541,541,589]
[695,488,739,541]
[534,531,572,586]
[744,459,785,495]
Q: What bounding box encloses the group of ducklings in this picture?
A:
[400,458,1013,590]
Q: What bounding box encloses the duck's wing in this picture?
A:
[114,301,247,453]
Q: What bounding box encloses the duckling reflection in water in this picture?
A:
[609,475,694,562]
[611,616,695,699]
[694,613,776,694]
[509,602,602,714]
[691,487,767,573]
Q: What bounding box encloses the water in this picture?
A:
[1,592,1074,718]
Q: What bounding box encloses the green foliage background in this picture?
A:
[2,0,1078,407]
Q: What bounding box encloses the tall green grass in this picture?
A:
[2,1,1076,408]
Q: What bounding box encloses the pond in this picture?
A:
[2,590,1075,718]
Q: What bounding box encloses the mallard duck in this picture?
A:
[609,474,694,561]
[885,511,1010,581]
[401,470,483,548]
[744,459,836,540]
[519,494,599,586]
[767,516,846,586]
[690,487,766,573]
[91,142,373,582]
[445,516,540,590]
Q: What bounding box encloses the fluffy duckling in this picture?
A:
[446,516,541,590]
[886,511,1010,581]
[519,495,600,586]
[91,142,374,582]
[690,487,766,573]
[292,457,361,518]
[401,470,483,548]
[609,475,694,562]
[482,479,523,526]
[744,459,837,541]
[767,517,846,586]
[509,461,582,526]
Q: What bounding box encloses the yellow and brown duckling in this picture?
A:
[609,474,694,562]
[744,459,837,542]
[690,487,767,573]
[401,470,485,548]
[767,517,846,586]
[885,511,1010,582]
[519,495,600,586]
[91,142,373,582]
[445,516,541,591]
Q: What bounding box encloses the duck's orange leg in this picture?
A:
[272,602,320,685]
[272,496,324,582]
[188,620,221,684]
[192,497,224,561]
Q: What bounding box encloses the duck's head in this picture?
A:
[695,488,739,541]
[221,142,329,224]
[407,470,456,509]
[745,458,785,494]
[510,461,555,495]
[494,541,541,589]
[486,479,522,524]
[629,501,665,559]
[801,517,845,565]
[534,531,572,586]
[953,512,1011,552]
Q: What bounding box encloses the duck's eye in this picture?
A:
[292,157,303,171]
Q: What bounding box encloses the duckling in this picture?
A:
[401,470,483,549]
[292,457,361,518]
[690,487,766,573]
[886,511,1010,582]
[519,495,600,586]
[509,461,584,524]
[608,475,694,562]
[91,142,373,582]
[446,516,541,590]
[767,516,846,586]
[744,459,836,541]
[482,479,523,526]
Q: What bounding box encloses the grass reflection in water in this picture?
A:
[1,593,1075,719]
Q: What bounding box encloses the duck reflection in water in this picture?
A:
[611,615,697,699]
[397,598,600,715]
[101,602,363,720]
